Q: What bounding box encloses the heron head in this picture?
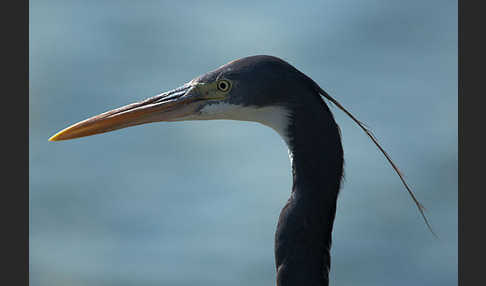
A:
[49,55,308,142]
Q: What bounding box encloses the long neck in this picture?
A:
[275,97,344,286]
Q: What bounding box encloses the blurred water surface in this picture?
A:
[30,1,457,285]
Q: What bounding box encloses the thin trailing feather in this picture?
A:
[315,85,437,238]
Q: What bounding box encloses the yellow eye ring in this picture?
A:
[217,80,231,92]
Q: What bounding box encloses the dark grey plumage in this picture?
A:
[199,56,344,285]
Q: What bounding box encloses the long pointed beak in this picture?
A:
[49,84,202,141]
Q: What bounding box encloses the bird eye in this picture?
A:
[217,80,231,92]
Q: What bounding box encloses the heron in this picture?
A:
[49,55,433,286]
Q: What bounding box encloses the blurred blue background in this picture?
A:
[29,0,457,285]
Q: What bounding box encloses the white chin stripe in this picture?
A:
[199,103,291,145]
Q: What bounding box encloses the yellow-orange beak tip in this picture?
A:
[48,126,77,142]
[48,132,63,142]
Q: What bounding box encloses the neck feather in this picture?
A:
[274,96,344,286]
